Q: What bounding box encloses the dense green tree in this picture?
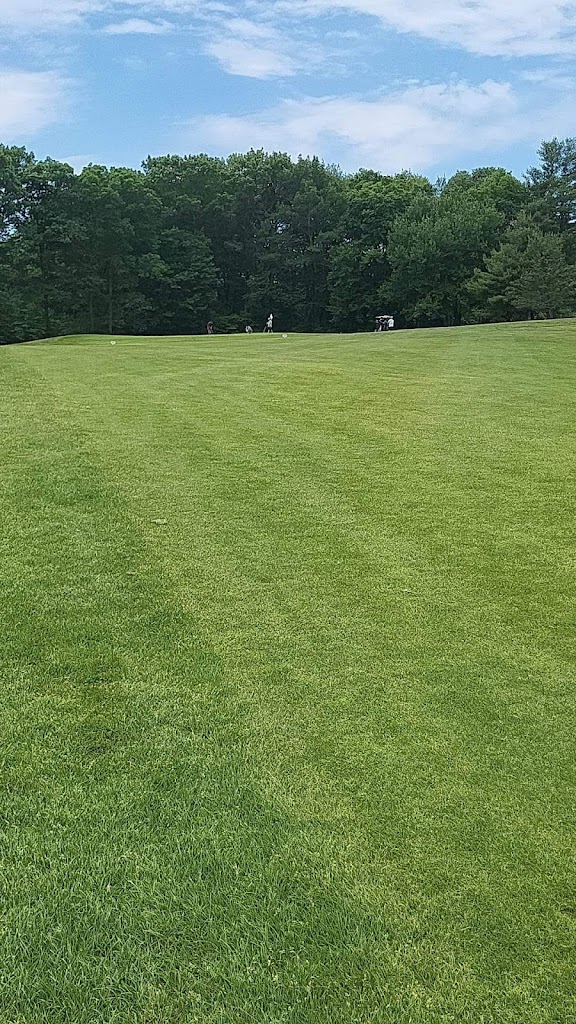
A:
[384,193,503,326]
[0,155,80,341]
[0,147,43,342]
[468,212,536,322]
[240,155,344,331]
[440,167,529,224]
[0,145,36,239]
[221,151,339,330]
[526,138,576,234]
[141,228,218,334]
[143,154,239,322]
[469,213,576,321]
[71,165,162,334]
[19,158,78,337]
[514,232,576,318]
[2,137,575,344]
[328,171,432,330]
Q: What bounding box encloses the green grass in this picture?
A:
[1,322,575,1023]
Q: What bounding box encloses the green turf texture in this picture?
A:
[1,323,575,1023]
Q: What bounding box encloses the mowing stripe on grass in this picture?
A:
[1,325,575,1023]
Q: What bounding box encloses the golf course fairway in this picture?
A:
[1,323,575,1023]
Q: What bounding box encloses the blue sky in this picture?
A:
[1,0,575,180]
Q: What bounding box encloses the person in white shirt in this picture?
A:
[265,313,274,333]
[388,317,395,330]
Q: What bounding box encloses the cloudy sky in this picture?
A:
[1,0,575,178]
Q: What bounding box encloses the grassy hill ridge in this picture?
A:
[29,316,576,345]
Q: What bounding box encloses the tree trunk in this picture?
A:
[43,290,51,339]
[108,261,113,335]
[39,238,51,338]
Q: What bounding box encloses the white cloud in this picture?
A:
[0,70,68,136]
[103,17,173,33]
[2,0,572,60]
[204,17,321,77]
[188,78,574,172]
[521,68,576,89]
[206,39,298,77]
[0,0,196,32]
[0,0,99,31]
[206,17,293,77]
[272,0,576,58]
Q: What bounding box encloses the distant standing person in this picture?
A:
[207,321,214,335]
[388,316,395,331]
[264,313,274,333]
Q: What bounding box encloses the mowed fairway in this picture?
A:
[1,323,575,1023]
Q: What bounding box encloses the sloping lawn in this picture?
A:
[1,323,575,1023]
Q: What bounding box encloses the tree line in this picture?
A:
[1,138,575,343]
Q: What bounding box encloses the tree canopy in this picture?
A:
[1,138,575,343]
